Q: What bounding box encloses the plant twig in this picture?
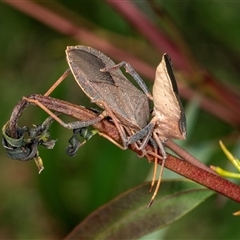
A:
[6,94,240,204]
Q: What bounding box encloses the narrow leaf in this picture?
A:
[65,179,213,239]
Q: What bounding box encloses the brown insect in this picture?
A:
[24,46,150,151]
[128,53,186,206]
[12,46,186,206]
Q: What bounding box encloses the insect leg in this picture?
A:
[23,97,106,129]
[98,101,128,149]
[127,122,155,150]
[101,62,153,100]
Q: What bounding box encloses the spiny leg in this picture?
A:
[44,69,71,96]
[100,62,153,100]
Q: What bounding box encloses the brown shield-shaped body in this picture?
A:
[66,46,150,132]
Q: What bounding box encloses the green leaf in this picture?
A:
[65,179,214,239]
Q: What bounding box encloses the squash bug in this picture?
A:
[27,46,152,150]
[22,47,186,206]
[127,54,186,206]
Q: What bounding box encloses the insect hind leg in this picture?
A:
[101,62,152,100]
[23,97,105,130]
[127,122,155,150]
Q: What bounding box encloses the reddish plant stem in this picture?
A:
[106,0,193,73]
[2,0,153,78]
[8,95,122,144]
[164,154,240,203]
[106,1,240,119]
[165,139,215,174]
[7,94,240,204]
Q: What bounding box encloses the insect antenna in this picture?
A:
[147,131,167,208]
[44,69,71,96]
[148,148,158,194]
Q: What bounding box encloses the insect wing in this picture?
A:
[153,54,186,139]
[66,46,149,130]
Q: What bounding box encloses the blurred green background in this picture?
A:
[1,1,240,239]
